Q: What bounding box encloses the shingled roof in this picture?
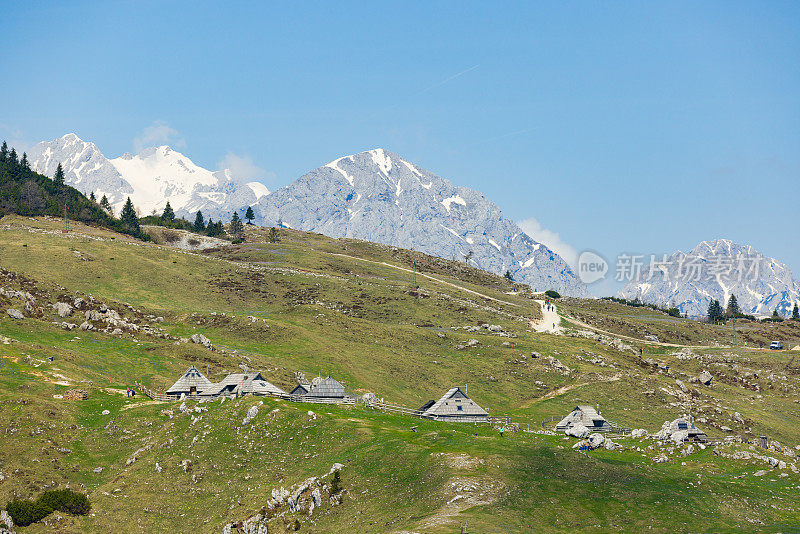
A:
[201,372,285,397]
[166,366,214,396]
[555,405,612,432]
[305,376,346,398]
[421,387,488,420]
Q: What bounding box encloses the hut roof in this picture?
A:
[422,387,487,418]
[555,405,612,431]
[306,376,346,398]
[166,366,213,395]
[202,372,284,397]
[291,383,310,395]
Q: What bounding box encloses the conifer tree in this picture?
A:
[89,191,96,202]
[193,211,205,232]
[8,148,17,165]
[707,299,723,323]
[229,212,244,240]
[793,303,799,320]
[0,141,7,162]
[20,152,29,170]
[772,309,782,320]
[100,195,112,214]
[245,206,255,225]
[54,163,65,186]
[120,197,140,235]
[725,294,741,318]
[268,227,279,243]
[161,201,175,223]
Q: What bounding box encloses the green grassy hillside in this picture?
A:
[1,215,799,533]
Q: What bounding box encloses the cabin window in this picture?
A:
[678,422,688,430]
[457,405,463,411]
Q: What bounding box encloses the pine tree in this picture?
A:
[245,206,255,225]
[161,201,175,223]
[89,191,96,202]
[193,211,206,232]
[725,294,741,318]
[120,197,140,235]
[20,152,29,170]
[504,270,514,281]
[268,227,279,243]
[229,212,244,240]
[54,163,65,186]
[707,299,723,323]
[772,309,782,321]
[100,195,112,214]
[9,148,17,165]
[793,303,799,320]
[0,141,7,162]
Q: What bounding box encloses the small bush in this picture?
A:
[330,469,342,494]
[6,499,52,527]
[544,290,561,299]
[39,489,91,515]
[6,489,90,527]
[667,307,681,317]
[161,229,180,244]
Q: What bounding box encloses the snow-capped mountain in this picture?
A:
[252,148,590,297]
[27,134,270,220]
[618,239,800,318]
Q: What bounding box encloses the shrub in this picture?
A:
[6,489,90,527]
[544,290,561,299]
[39,489,91,516]
[161,229,180,244]
[330,469,342,494]
[667,307,681,317]
[6,499,52,527]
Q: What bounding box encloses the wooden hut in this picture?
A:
[166,366,214,398]
[305,376,346,399]
[555,405,613,433]
[419,387,488,422]
[201,372,285,397]
[290,383,311,396]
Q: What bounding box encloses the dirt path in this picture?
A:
[530,299,563,334]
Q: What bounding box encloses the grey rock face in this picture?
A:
[619,239,800,317]
[6,309,24,320]
[27,134,268,222]
[253,149,588,296]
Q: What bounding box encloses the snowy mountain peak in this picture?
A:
[26,134,271,221]
[254,149,589,297]
[619,239,800,317]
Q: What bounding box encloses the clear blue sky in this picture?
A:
[3,1,799,294]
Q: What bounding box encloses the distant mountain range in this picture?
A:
[252,148,590,297]
[618,239,800,318]
[27,134,269,221]
[26,135,589,296]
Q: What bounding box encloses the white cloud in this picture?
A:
[518,217,579,269]
[133,120,185,152]
[218,151,275,184]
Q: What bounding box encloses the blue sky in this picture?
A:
[2,1,799,295]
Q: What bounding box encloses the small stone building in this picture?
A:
[419,387,488,422]
[166,366,214,398]
[555,405,613,433]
